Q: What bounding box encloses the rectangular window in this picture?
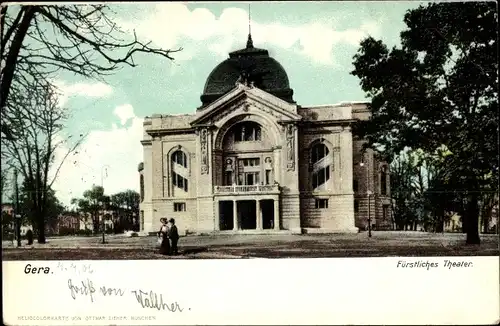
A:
[315,198,329,209]
[242,158,260,167]
[354,200,359,213]
[243,172,260,185]
[174,203,186,212]
[353,180,358,192]
[383,205,388,219]
[246,173,254,185]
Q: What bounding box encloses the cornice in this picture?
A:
[300,119,357,126]
[146,128,196,137]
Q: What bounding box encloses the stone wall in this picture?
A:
[150,198,198,235]
[297,116,355,231]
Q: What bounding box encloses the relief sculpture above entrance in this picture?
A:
[200,128,209,174]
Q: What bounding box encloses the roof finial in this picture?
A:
[246,4,253,48]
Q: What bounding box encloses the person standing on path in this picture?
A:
[158,218,171,255]
[167,218,179,255]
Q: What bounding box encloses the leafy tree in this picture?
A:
[18,179,64,235]
[110,189,140,232]
[352,2,498,244]
[2,210,14,237]
[1,4,181,139]
[71,185,108,233]
[390,152,415,230]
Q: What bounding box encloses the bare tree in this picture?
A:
[0,4,181,138]
[2,82,85,243]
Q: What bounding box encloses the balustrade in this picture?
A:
[214,184,279,194]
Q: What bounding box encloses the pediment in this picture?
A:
[190,83,302,127]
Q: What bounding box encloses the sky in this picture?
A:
[4,1,428,207]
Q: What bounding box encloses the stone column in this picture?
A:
[256,200,262,230]
[233,200,238,231]
[273,198,279,230]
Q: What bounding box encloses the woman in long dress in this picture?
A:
[158,218,170,255]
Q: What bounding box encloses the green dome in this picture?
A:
[200,35,294,108]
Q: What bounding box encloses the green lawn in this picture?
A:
[2,232,498,260]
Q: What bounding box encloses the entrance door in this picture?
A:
[238,200,256,230]
[261,199,274,229]
[219,201,234,230]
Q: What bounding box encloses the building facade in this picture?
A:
[139,37,392,235]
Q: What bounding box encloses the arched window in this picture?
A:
[381,166,388,196]
[172,151,187,167]
[233,121,262,142]
[311,143,331,190]
[171,150,188,192]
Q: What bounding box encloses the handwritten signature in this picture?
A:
[132,289,184,312]
[68,278,124,303]
[67,279,185,312]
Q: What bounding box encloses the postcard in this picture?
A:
[2,1,499,325]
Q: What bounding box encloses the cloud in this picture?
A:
[53,80,113,107]
[119,4,381,65]
[50,104,143,206]
[114,104,135,126]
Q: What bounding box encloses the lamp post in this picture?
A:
[101,165,110,244]
[359,160,372,238]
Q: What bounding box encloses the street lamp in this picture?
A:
[359,159,372,238]
[101,165,110,244]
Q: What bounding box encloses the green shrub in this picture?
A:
[58,227,76,236]
[76,229,93,236]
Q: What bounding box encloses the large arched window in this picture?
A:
[311,143,331,190]
[233,121,262,142]
[171,150,188,192]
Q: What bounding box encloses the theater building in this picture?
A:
[138,35,392,235]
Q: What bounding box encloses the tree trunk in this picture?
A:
[92,212,100,234]
[465,194,481,244]
[0,6,36,112]
[435,216,444,233]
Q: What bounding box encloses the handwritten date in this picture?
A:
[57,262,94,274]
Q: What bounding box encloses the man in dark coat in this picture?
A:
[167,218,179,255]
[26,229,33,245]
